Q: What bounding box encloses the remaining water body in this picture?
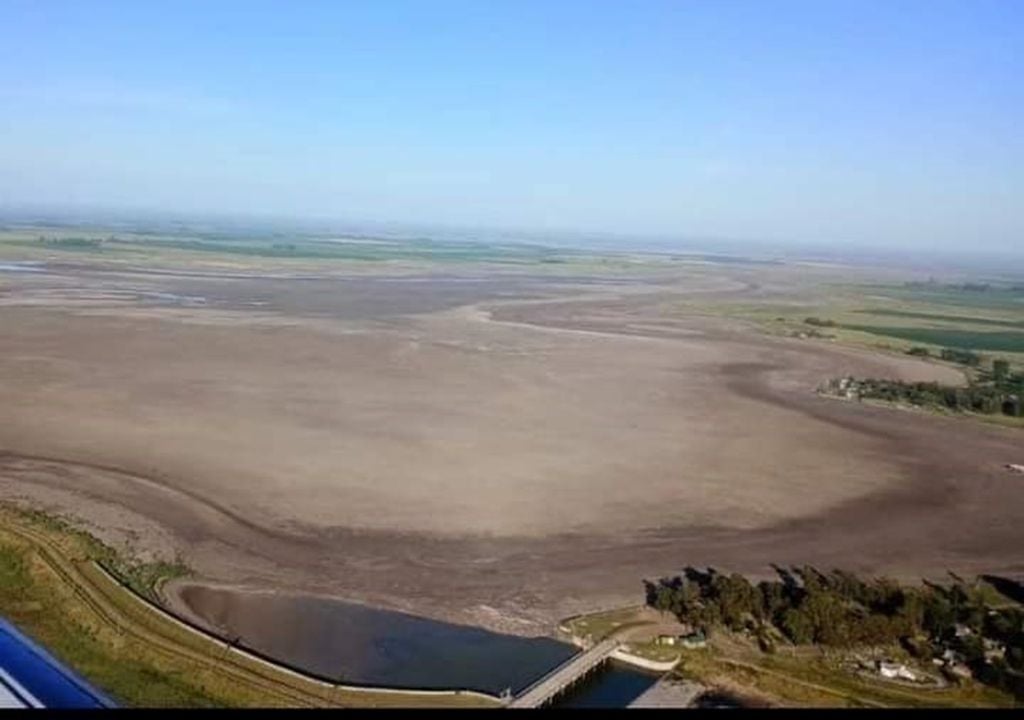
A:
[552,661,660,708]
[174,583,576,695]
[0,262,44,272]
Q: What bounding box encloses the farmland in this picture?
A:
[842,326,1024,353]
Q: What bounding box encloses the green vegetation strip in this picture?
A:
[857,309,1024,329]
[843,325,1024,353]
[0,506,498,708]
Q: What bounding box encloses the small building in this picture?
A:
[878,661,917,681]
[983,639,1006,663]
[942,648,965,664]
[1006,464,1024,474]
[853,656,873,671]
[946,662,973,680]
[953,623,973,639]
[680,630,707,649]
[657,628,706,649]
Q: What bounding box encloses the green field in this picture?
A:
[857,309,1024,329]
[843,325,1024,353]
[687,276,1024,370]
[860,284,1024,313]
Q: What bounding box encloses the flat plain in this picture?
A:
[1,231,1022,635]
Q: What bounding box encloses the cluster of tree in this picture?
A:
[983,359,1024,394]
[854,378,1020,416]
[993,359,1011,383]
[903,346,985,368]
[939,348,983,366]
[644,567,1024,698]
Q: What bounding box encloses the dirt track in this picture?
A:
[1,262,1021,634]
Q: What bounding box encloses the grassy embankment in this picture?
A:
[0,505,497,708]
[559,607,684,667]
[674,632,1016,709]
[560,605,653,643]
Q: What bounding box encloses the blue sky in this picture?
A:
[1,0,1021,251]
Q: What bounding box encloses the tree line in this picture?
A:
[849,378,1021,416]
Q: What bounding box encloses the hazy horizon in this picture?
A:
[6,201,1024,279]
[2,1,1022,256]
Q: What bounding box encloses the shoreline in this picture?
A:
[97,563,506,703]
[0,505,503,707]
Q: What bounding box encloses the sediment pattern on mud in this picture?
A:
[1,262,1022,633]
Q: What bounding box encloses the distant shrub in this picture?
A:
[804,317,836,328]
[940,348,983,366]
[37,236,103,249]
[993,359,1010,383]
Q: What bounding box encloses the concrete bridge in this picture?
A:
[507,638,620,708]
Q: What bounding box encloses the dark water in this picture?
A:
[694,691,746,708]
[553,661,660,708]
[175,583,576,695]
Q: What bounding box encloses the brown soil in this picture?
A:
[1,261,1021,635]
